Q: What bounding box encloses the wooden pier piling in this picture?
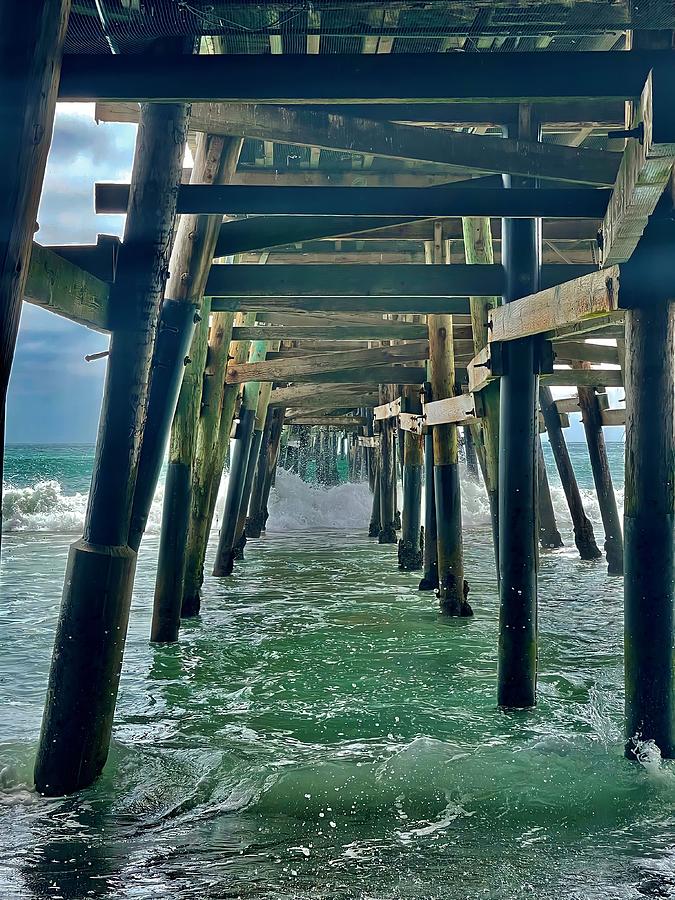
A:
[497,108,540,708]
[539,384,602,560]
[35,100,189,794]
[377,385,398,544]
[624,295,675,758]
[419,418,439,591]
[536,438,564,550]
[0,0,71,553]
[398,386,424,570]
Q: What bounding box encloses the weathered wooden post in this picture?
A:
[419,393,439,591]
[428,225,470,615]
[537,437,564,549]
[497,106,539,709]
[0,0,71,552]
[574,365,623,574]
[35,100,189,795]
[181,311,253,614]
[212,341,267,576]
[369,464,382,536]
[247,405,284,537]
[377,385,398,544]
[398,386,424,570]
[463,427,480,482]
[151,135,242,642]
[463,216,500,570]
[539,384,602,560]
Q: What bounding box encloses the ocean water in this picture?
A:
[2,441,675,900]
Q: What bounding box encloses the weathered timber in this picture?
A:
[269,383,379,408]
[539,384,602,560]
[544,369,623,388]
[428,311,470,616]
[35,99,189,796]
[182,312,255,613]
[536,438,564,549]
[497,108,539,711]
[489,267,621,343]
[624,297,675,758]
[463,215,501,568]
[212,296,471,315]
[573,362,624,575]
[424,393,478,427]
[232,324,429,342]
[206,263,505,298]
[0,0,70,557]
[246,407,275,538]
[227,342,428,385]
[25,243,111,332]
[377,384,398,544]
[95,99,626,129]
[59,51,670,103]
[554,340,620,365]
[183,309,237,597]
[419,387,438,592]
[152,134,243,643]
[601,70,675,266]
[213,340,268,577]
[95,100,620,186]
[97,182,611,219]
[128,299,198,552]
[213,215,602,257]
[399,386,424,571]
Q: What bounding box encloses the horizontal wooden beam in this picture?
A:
[553,340,620,365]
[96,183,610,219]
[206,263,594,299]
[97,101,619,187]
[373,396,402,421]
[96,99,626,128]
[601,70,675,265]
[250,364,427,386]
[211,297,471,315]
[424,393,478,427]
[544,369,623,388]
[59,51,668,103]
[269,383,378,407]
[226,342,428,385]
[24,243,111,332]
[214,215,602,256]
[231,324,429,342]
[488,267,620,343]
[284,415,368,427]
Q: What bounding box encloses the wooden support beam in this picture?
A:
[553,340,620,365]
[601,70,675,265]
[227,341,428,384]
[212,296,471,315]
[96,101,620,186]
[286,415,368,427]
[424,393,478,427]
[488,267,621,343]
[270,383,379,408]
[374,395,402,421]
[231,324,429,342]
[59,51,669,103]
[25,243,111,332]
[97,182,611,219]
[96,98,627,129]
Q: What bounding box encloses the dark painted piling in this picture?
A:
[624,297,675,758]
[35,100,189,795]
[463,427,480,482]
[539,384,602,560]
[378,386,398,544]
[419,389,439,591]
[497,107,539,709]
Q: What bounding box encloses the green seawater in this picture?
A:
[2,442,675,900]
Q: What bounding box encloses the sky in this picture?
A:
[6,104,625,444]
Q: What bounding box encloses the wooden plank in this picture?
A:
[601,70,675,265]
[207,264,503,298]
[95,99,627,129]
[374,396,402,421]
[555,395,581,414]
[231,324,429,341]
[544,369,623,388]
[59,51,668,103]
[424,393,479,427]
[211,297,471,315]
[226,341,428,385]
[286,416,368,427]
[488,267,621,343]
[601,407,626,426]
[96,183,611,219]
[239,365,427,386]
[96,101,619,187]
[553,340,620,365]
[467,346,494,394]
[398,411,426,435]
[25,243,111,332]
[269,383,377,407]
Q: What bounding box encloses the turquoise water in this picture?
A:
[2,441,675,900]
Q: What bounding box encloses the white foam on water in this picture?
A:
[265,469,372,532]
